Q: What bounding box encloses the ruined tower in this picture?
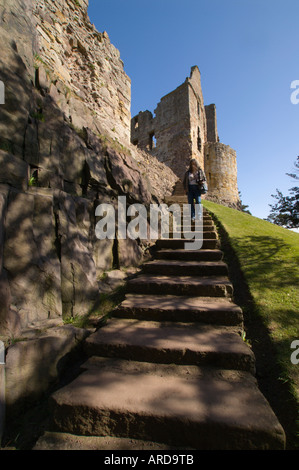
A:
[131,66,240,207]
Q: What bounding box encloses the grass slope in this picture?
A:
[203,200,299,448]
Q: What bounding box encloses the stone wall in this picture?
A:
[154,82,191,179]
[204,142,239,206]
[131,110,155,151]
[34,0,131,146]
[205,104,219,143]
[187,66,207,169]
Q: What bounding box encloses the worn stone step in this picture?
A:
[170,220,215,228]
[177,222,213,230]
[165,196,209,206]
[173,210,211,216]
[171,213,212,221]
[142,259,228,276]
[126,274,233,297]
[113,294,243,326]
[171,211,211,217]
[155,238,220,250]
[49,357,285,450]
[169,220,213,229]
[164,206,210,215]
[34,431,187,451]
[84,318,253,371]
[155,248,223,261]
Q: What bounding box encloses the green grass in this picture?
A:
[203,199,299,447]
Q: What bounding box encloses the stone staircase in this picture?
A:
[36,182,286,450]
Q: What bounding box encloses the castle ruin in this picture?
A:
[131,66,240,207]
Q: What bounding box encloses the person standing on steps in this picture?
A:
[183,158,206,221]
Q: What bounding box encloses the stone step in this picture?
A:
[169,219,213,227]
[155,249,223,261]
[142,259,228,276]
[165,202,210,213]
[164,230,217,239]
[113,294,243,326]
[170,210,210,216]
[168,190,186,196]
[154,221,215,238]
[178,214,213,221]
[155,238,220,250]
[34,431,187,451]
[49,357,285,450]
[84,319,254,371]
[126,274,233,297]
[165,210,211,219]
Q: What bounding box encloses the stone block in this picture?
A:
[36,65,51,93]
[85,151,108,190]
[118,238,143,268]
[3,189,62,329]
[106,148,151,205]
[0,271,12,334]
[60,124,87,184]
[93,238,114,273]
[5,324,89,414]
[55,192,99,319]
[0,151,28,191]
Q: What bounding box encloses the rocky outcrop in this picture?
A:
[0,0,177,338]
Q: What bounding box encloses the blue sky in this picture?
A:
[88,0,299,220]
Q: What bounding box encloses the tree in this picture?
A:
[238,191,251,214]
[267,156,299,228]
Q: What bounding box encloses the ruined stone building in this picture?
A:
[131,66,240,207]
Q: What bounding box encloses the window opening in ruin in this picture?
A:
[197,128,201,152]
[134,117,139,130]
[149,132,156,150]
[197,101,200,117]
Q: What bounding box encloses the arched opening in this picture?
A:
[149,132,156,150]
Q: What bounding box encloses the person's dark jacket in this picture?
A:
[183,168,206,192]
